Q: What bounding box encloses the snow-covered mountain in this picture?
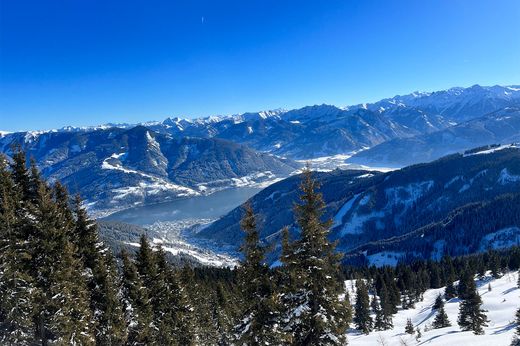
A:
[198,146,520,263]
[6,84,517,161]
[146,84,520,158]
[0,126,298,215]
[2,84,520,217]
[348,106,520,167]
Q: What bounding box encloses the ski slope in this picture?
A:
[347,272,520,345]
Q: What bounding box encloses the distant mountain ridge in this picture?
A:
[5,84,519,160]
[144,84,520,158]
[348,106,520,167]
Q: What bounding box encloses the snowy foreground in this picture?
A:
[347,273,519,345]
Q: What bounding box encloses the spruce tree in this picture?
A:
[31,179,94,344]
[73,195,127,345]
[378,283,393,330]
[280,167,351,345]
[121,249,153,344]
[354,279,373,334]
[432,305,451,329]
[235,203,287,345]
[444,280,457,300]
[0,155,36,345]
[432,294,443,310]
[154,246,196,345]
[405,318,415,334]
[457,273,488,335]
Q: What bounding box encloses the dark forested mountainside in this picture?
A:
[200,146,520,264]
[344,193,520,265]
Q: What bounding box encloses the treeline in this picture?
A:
[343,247,520,339]
[2,151,520,345]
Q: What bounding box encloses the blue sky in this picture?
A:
[1,0,519,131]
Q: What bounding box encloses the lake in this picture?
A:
[101,187,261,225]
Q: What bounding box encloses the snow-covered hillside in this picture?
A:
[347,273,520,345]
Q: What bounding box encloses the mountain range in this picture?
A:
[1,84,520,216]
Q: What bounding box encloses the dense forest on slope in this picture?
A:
[201,147,520,264]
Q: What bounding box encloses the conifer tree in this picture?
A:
[0,155,36,345]
[235,202,288,345]
[457,272,488,335]
[372,296,384,331]
[31,180,94,344]
[154,246,196,345]
[378,283,393,330]
[432,305,451,329]
[432,294,443,310]
[405,318,415,334]
[444,280,457,300]
[121,249,153,344]
[9,149,31,201]
[73,195,127,345]
[354,279,373,334]
[280,167,351,344]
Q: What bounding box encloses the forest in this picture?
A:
[1,150,520,345]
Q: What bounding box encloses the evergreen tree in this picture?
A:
[432,305,451,329]
[280,167,351,345]
[354,279,373,334]
[372,296,383,331]
[405,318,414,334]
[31,181,95,344]
[73,195,127,345]
[457,273,488,335]
[154,246,196,345]
[0,155,36,345]
[378,283,393,330]
[235,203,287,345]
[432,294,443,310]
[444,280,457,300]
[512,307,520,345]
[121,249,153,345]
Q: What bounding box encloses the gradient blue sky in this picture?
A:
[1,0,519,131]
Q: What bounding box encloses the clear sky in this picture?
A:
[1,0,519,131]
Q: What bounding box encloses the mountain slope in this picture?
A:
[347,273,520,346]
[199,146,520,263]
[348,107,520,167]
[0,126,299,215]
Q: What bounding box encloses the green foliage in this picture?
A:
[433,305,451,329]
[457,272,488,335]
[280,167,352,345]
[354,279,372,334]
[235,203,289,345]
[405,318,414,334]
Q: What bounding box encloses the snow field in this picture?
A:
[347,272,520,345]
